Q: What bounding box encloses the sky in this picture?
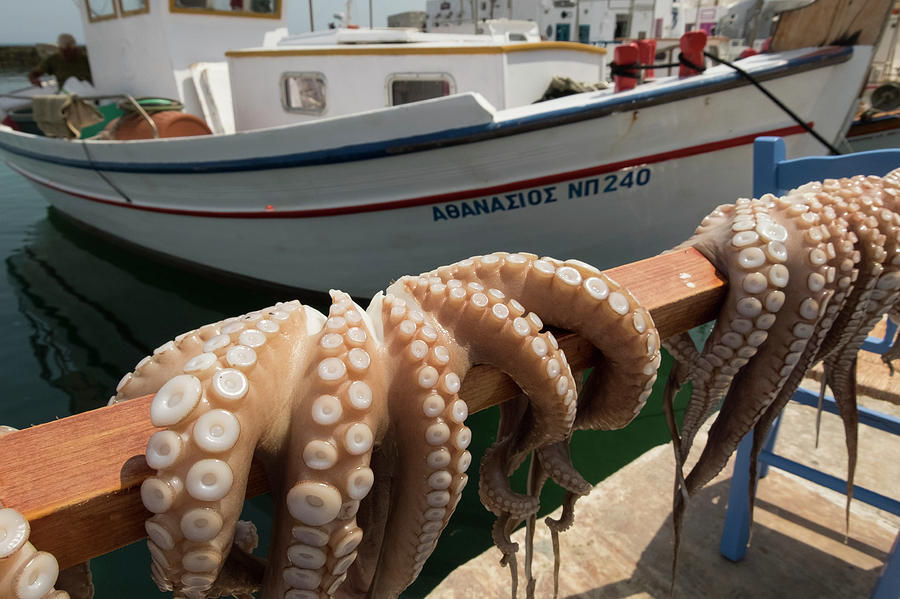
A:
[0,0,426,45]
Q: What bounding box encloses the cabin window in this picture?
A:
[615,14,632,38]
[118,0,149,17]
[282,73,327,114]
[86,0,118,22]
[170,0,281,19]
[388,74,454,106]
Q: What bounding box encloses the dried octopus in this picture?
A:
[6,171,897,599]
[98,252,661,599]
[664,168,900,570]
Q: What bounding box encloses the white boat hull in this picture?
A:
[0,46,872,296]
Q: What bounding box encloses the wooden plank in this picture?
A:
[0,248,725,569]
[770,0,893,51]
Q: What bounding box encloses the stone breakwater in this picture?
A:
[0,46,39,70]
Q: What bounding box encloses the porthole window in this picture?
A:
[282,73,327,114]
[388,74,455,106]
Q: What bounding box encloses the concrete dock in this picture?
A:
[428,366,900,598]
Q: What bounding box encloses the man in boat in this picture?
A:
[28,34,92,88]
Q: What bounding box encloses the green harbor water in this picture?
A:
[0,70,691,597]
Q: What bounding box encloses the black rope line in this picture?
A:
[677,52,706,73]
[609,53,703,78]
[608,49,843,155]
[702,50,842,155]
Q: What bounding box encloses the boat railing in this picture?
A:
[0,93,160,138]
[0,248,726,570]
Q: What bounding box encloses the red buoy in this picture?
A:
[635,39,657,80]
[614,43,640,92]
[679,30,707,78]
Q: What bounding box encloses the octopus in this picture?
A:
[5,174,899,598]
[663,169,900,574]
[101,252,661,599]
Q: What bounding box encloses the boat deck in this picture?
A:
[428,349,900,597]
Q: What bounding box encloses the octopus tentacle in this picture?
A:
[666,194,848,579]
[420,253,658,592]
[667,173,900,591]
[425,253,659,428]
[420,253,658,497]
[356,293,473,598]
[138,301,326,598]
[745,204,858,523]
[685,195,842,496]
[390,269,579,519]
[748,176,900,532]
[661,333,699,396]
[269,293,389,599]
[128,250,658,598]
[673,199,788,460]
[824,353,859,532]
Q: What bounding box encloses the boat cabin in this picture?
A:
[67,2,611,135]
[79,0,288,129]
[226,26,608,131]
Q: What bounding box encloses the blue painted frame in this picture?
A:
[719,136,900,599]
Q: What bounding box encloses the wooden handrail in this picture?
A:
[0,248,725,569]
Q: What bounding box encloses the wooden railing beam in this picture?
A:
[0,248,724,569]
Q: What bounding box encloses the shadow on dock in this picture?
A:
[428,393,900,598]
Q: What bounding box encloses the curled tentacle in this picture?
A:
[137,300,366,598]
[407,253,659,584]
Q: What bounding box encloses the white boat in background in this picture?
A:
[0,0,883,295]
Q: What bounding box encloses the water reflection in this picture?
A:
[5,207,331,416]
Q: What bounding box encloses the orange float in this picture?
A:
[107,110,212,140]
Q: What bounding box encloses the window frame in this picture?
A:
[169,0,282,20]
[280,72,328,115]
[117,0,150,17]
[385,72,456,107]
[86,0,119,22]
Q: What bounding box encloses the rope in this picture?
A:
[702,50,842,155]
[608,50,843,156]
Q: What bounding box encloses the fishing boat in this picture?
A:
[0,0,885,296]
